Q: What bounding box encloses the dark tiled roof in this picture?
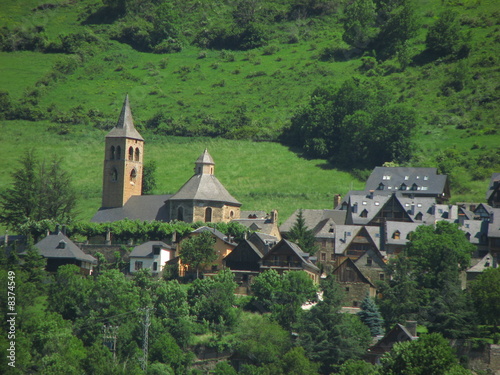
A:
[191,226,238,246]
[35,232,96,263]
[262,239,320,273]
[169,174,241,206]
[106,95,144,141]
[240,211,268,219]
[91,194,172,222]
[130,241,174,258]
[365,167,447,196]
[280,209,347,234]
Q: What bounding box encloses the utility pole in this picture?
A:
[139,307,154,371]
[103,324,119,362]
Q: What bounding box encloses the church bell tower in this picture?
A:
[101,95,144,208]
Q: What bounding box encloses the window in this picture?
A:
[367,257,373,266]
[205,207,212,222]
[404,176,409,180]
[362,201,367,205]
[230,210,234,219]
[111,168,118,182]
[424,176,429,180]
[177,206,184,221]
[135,261,143,271]
[110,146,115,160]
[130,169,137,183]
[128,147,134,161]
[345,287,350,292]
[415,212,423,221]
[135,147,140,161]
[360,209,368,218]
[383,175,391,180]
[353,301,358,307]
[375,201,380,206]
[321,253,326,261]
[152,262,158,271]
[392,231,401,240]
[379,273,385,281]
[378,183,384,190]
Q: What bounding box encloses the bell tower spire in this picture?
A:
[101,95,144,208]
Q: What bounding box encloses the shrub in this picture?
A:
[263,44,279,55]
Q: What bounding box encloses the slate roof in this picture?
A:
[191,226,238,246]
[106,95,144,141]
[247,232,279,256]
[35,232,96,264]
[334,225,364,255]
[92,194,172,222]
[232,218,277,237]
[196,149,215,165]
[365,167,448,197]
[130,241,174,258]
[460,219,489,245]
[486,173,500,201]
[385,222,421,246]
[279,209,347,234]
[168,174,241,206]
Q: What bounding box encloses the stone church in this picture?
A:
[92,96,241,224]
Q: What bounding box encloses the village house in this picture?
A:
[332,257,377,308]
[260,239,320,283]
[129,241,175,274]
[33,228,96,275]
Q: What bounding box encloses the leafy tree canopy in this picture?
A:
[284,78,417,169]
[179,230,217,278]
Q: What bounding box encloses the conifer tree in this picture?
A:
[288,209,318,255]
[357,295,385,336]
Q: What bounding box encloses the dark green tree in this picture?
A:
[0,151,76,229]
[179,231,217,278]
[469,267,500,328]
[425,11,467,58]
[297,275,371,373]
[48,264,92,321]
[381,333,468,375]
[187,269,238,328]
[342,0,376,49]
[357,295,385,336]
[142,160,157,195]
[288,209,318,254]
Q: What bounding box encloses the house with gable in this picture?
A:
[33,229,96,275]
[178,226,238,275]
[260,239,320,283]
[232,210,281,239]
[129,241,174,274]
[365,322,418,364]
[331,257,377,308]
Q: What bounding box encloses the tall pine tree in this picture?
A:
[287,209,318,255]
[357,295,385,336]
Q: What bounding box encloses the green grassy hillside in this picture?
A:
[0,0,499,227]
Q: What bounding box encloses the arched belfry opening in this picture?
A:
[110,146,115,160]
[135,147,140,161]
[128,146,134,161]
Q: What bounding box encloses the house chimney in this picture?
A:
[54,224,60,234]
[334,194,342,209]
[410,204,415,216]
[405,321,417,337]
[61,225,67,235]
[369,190,374,199]
[270,209,278,224]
